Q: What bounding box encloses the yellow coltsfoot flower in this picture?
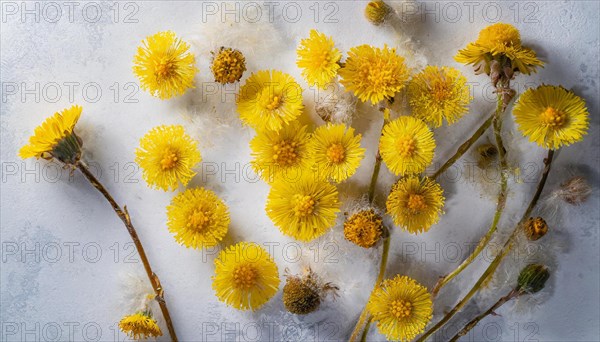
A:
[166,187,230,249]
[237,70,304,131]
[344,209,383,248]
[367,275,433,341]
[212,242,280,311]
[19,105,83,165]
[119,312,162,340]
[513,85,589,150]
[211,47,246,84]
[386,176,445,234]
[339,45,409,104]
[250,121,312,183]
[408,66,472,127]
[135,125,201,191]
[364,0,392,25]
[379,116,435,176]
[133,31,198,99]
[310,123,365,182]
[296,29,342,89]
[266,174,340,241]
[455,23,543,76]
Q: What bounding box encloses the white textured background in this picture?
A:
[1,1,599,341]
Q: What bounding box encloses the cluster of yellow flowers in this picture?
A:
[18,16,590,342]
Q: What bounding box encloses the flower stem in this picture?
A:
[449,288,521,342]
[76,161,179,342]
[367,114,389,203]
[417,149,554,342]
[432,93,509,297]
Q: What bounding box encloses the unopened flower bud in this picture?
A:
[211,47,246,84]
[365,0,392,25]
[517,264,550,294]
[524,217,548,241]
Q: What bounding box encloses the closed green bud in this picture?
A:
[517,264,550,294]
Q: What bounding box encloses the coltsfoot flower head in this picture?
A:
[19,105,82,165]
[310,123,365,182]
[455,23,543,76]
[133,31,198,99]
[524,217,548,241]
[365,0,392,25]
[296,30,342,89]
[237,70,304,131]
[250,121,312,183]
[344,209,383,248]
[135,125,201,191]
[339,45,409,104]
[119,312,162,340]
[517,264,550,294]
[513,85,589,150]
[408,66,472,127]
[283,268,338,315]
[211,47,246,84]
[212,242,280,311]
[266,174,340,241]
[167,187,230,249]
[379,116,435,176]
[367,275,433,341]
[386,176,445,234]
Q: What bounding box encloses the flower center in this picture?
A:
[390,299,412,319]
[431,81,451,102]
[540,107,567,128]
[396,136,416,158]
[272,140,298,166]
[266,95,281,111]
[407,194,427,213]
[316,51,332,68]
[187,209,210,231]
[160,149,179,170]
[233,264,258,289]
[293,195,316,217]
[155,58,175,78]
[326,143,345,163]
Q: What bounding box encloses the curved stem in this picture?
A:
[418,149,554,342]
[77,161,179,342]
[367,115,389,203]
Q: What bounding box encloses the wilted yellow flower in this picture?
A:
[364,0,392,25]
[339,45,409,104]
[367,275,433,341]
[19,105,82,164]
[386,176,444,234]
[408,66,472,127]
[266,174,340,241]
[310,123,365,182]
[296,29,342,89]
[455,23,543,75]
[212,242,280,311]
[133,31,198,99]
[282,267,338,315]
[211,47,246,84]
[344,209,383,248]
[166,187,230,249]
[513,85,589,150]
[379,116,435,176]
[250,121,312,183]
[119,312,162,340]
[237,70,304,131]
[135,125,201,191]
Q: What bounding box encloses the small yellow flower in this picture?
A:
[310,123,365,182]
[408,66,472,127]
[296,29,342,89]
[455,23,543,75]
[266,173,340,241]
[237,70,304,131]
[386,176,445,234]
[211,47,246,84]
[133,31,198,99]
[339,45,409,104]
[19,105,82,164]
[250,121,312,183]
[513,85,589,150]
[344,209,383,248]
[119,312,162,340]
[167,187,230,249]
[367,275,433,341]
[364,0,392,25]
[212,242,280,311]
[135,125,201,191]
[379,117,435,176]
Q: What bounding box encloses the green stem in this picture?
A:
[367,115,389,203]
[360,316,373,342]
[417,149,555,342]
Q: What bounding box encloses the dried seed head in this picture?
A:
[282,268,338,315]
[524,217,548,241]
[517,264,550,294]
[559,176,592,205]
